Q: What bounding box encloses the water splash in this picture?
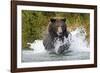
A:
[27,40,46,54]
[69,27,89,52]
[27,27,90,54]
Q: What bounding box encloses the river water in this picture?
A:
[22,27,90,62]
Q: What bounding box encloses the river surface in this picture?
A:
[22,50,90,62]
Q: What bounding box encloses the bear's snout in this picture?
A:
[57,26,63,36]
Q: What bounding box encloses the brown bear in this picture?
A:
[43,17,71,54]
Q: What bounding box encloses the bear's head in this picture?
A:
[48,17,68,39]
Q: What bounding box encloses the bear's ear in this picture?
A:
[50,18,56,23]
[61,18,66,22]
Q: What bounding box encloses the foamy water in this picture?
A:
[22,27,90,62]
[69,27,89,52]
[27,27,89,53]
[27,40,46,54]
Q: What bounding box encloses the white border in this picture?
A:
[17,5,94,68]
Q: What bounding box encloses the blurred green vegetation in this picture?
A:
[22,10,90,48]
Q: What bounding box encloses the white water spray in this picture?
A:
[27,27,90,54]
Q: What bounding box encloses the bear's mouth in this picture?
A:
[57,31,62,35]
[57,31,64,37]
